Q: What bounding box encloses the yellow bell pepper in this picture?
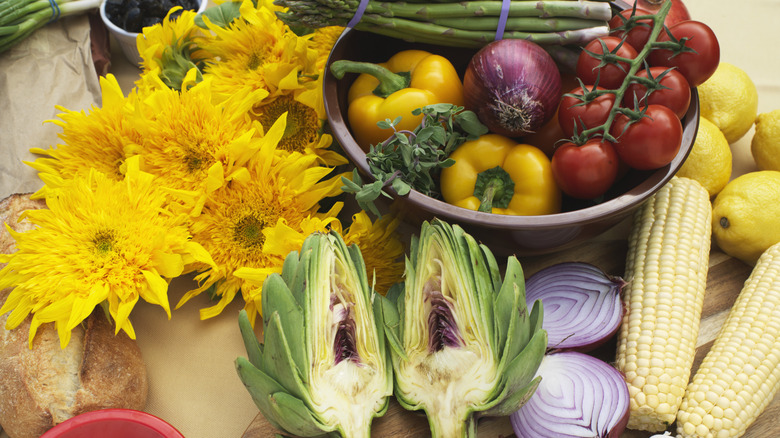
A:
[330,50,464,151]
[440,134,561,215]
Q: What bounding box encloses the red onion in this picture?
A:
[463,39,562,138]
[526,262,625,352]
[510,351,630,438]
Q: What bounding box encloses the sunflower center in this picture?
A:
[233,215,265,248]
[254,96,319,154]
[247,51,264,71]
[183,143,210,172]
[92,229,117,255]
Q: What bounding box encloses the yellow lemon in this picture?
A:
[751,109,780,171]
[676,116,732,197]
[711,170,780,265]
[697,62,758,144]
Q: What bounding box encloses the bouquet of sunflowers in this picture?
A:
[0,0,405,348]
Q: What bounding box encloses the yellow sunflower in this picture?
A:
[26,74,140,200]
[0,156,216,348]
[177,113,347,324]
[341,211,406,295]
[199,0,317,99]
[131,75,267,207]
[136,6,212,92]
[250,84,347,166]
[310,26,345,70]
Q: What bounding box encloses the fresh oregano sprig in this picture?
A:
[341,103,488,217]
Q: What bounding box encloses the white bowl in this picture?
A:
[99,0,208,67]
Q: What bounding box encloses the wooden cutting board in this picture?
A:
[241,218,778,438]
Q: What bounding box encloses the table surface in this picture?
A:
[6,0,780,437]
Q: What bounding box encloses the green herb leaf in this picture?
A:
[341,104,487,217]
[195,1,242,28]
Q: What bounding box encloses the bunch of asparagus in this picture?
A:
[274,0,613,48]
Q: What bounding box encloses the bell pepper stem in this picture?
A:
[474,166,515,213]
[329,60,411,98]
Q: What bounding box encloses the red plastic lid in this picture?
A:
[40,409,185,438]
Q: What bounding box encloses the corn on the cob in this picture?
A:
[615,177,713,432]
[675,241,780,438]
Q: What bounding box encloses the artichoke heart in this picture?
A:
[385,219,548,438]
[235,229,393,438]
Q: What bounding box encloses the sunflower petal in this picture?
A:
[141,269,172,318]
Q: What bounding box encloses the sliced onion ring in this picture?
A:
[526,262,625,352]
[510,351,630,438]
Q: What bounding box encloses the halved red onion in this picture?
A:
[526,262,625,352]
[510,351,630,438]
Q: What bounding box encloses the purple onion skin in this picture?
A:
[463,39,562,138]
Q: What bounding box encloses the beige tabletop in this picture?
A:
[2,1,780,437]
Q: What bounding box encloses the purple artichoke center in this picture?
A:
[427,289,463,352]
[331,296,360,365]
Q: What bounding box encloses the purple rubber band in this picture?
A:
[495,0,511,41]
[346,0,370,28]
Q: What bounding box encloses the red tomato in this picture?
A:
[609,8,654,51]
[558,86,616,138]
[610,105,683,170]
[551,139,620,199]
[648,20,720,87]
[630,0,691,26]
[624,67,691,119]
[576,37,639,89]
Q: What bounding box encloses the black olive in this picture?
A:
[109,0,201,32]
[142,16,164,28]
[123,6,143,33]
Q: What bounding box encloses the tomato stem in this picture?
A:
[576,0,673,143]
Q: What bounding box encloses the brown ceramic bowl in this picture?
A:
[323,29,698,257]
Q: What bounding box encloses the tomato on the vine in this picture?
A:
[576,36,639,89]
[624,66,691,119]
[609,8,654,52]
[630,0,691,27]
[610,104,683,170]
[648,20,720,87]
[551,139,620,199]
[558,86,616,138]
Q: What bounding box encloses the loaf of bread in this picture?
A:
[0,193,149,438]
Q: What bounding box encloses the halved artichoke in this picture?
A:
[383,218,548,437]
[235,229,394,438]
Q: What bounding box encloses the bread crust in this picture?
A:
[0,193,148,438]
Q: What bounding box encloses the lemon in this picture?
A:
[751,109,780,171]
[696,62,758,144]
[711,171,780,265]
[676,116,732,197]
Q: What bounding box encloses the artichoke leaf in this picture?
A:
[529,298,544,334]
[280,250,300,291]
[493,256,525,358]
[270,392,339,437]
[479,328,548,417]
[238,309,263,368]
[479,242,503,294]
[260,311,310,403]
[377,283,407,362]
[235,356,328,436]
[261,273,306,377]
